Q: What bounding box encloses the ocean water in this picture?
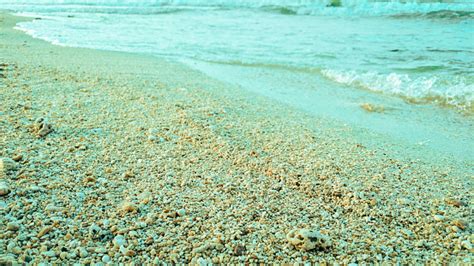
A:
[1,0,473,113]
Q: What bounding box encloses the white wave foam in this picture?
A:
[321,69,474,110]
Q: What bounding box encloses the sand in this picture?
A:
[0,12,472,264]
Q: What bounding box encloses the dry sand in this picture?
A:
[0,12,472,264]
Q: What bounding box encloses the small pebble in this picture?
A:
[12,155,22,162]
[113,235,126,247]
[79,248,89,258]
[7,222,20,231]
[102,255,111,263]
[42,251,56,257]
[177,208,186,217]
[60,252,68,260]
[0,182,10,196]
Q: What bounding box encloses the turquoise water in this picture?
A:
[1,1,473,160]
[2,0,473,112]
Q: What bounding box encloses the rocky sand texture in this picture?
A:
[0,12,473,264]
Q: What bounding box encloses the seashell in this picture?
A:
[33,117,53,138]
[286,229,332,251]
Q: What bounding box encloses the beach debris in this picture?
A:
[33,117,53,138]
[360,103,384,113]
[0,158,16,179]
[286,229,332,251]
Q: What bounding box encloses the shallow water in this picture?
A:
[2,0,473,111]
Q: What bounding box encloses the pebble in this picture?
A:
[79,247,89,258]
[45,204,62,212]
[120,201,137,213]
[434,215,445,222]
[7,221,20,231]
[12,155,22,162]
[102,255,111,263]
[37,226,53,238]
[113,235,126,247]
[0,182,11,196]
[60,252,68,260]
[177,208,186,217]
[42,251,56,257]
[0,158,17,178]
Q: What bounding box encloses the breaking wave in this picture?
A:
[321,69,474,112]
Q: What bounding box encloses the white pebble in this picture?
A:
[177,209,186,217]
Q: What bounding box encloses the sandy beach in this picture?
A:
[0,12,472,264]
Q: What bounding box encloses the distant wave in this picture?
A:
[1,0,473,17]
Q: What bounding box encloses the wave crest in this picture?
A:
[321,69,474,112]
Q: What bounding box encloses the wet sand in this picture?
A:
[0,12,472,264]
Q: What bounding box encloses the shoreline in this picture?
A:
[1,11,472,264]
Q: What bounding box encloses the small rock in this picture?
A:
[79,247,89,258]
[0,158,17,178]
[120,201,137,213]
[401,228,414,239]
[0,158,16,175]
[60,252,68,260]
[0,182,11,196]
[45,204,62,212]
[11,246,21,255]
[434,215,445,222]
[37,226,53,238]
[12,155,23,162]
[452,219,468,230]
[7,222,20,231]
[95,247,107,254]
[102,255,111,263]
[286,229,332,251]
[233,244,246,256]
[113,235,126,247]
[445,199,465,207]
[89,224,102,235]
[135,221,147,228]
[124,249,135,257]
[42,251,56,257]
[176,209,186,217]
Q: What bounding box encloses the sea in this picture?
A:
[1,0,473,159]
